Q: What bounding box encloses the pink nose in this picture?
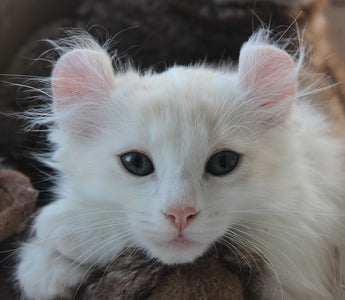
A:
[163,207,199,231]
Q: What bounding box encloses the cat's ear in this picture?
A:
[238,43,297,114]
[52,48,115,138]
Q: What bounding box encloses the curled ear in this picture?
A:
[52,48,115,138]
[238,43,297,112]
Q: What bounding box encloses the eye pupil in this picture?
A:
[219,156,228,168]
[120,152,154,176]
[133,155,143,168]
[206,150,239,176]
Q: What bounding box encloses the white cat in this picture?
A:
[16,31,345,299]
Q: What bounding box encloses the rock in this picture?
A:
[0,169,38,242]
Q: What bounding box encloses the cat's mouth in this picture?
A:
[147,233,209,264]
[164,234,200,249]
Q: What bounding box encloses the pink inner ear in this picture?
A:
[52,49,115,109]
[238,45,297,104]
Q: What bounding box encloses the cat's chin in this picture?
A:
[148,238,210,265]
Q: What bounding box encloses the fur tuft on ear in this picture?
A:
[51,48,116,138]
[238,42,297,111]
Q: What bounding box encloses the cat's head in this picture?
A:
[50,32,298,264]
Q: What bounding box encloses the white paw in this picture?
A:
[16,239,88,300]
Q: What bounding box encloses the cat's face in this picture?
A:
[51,40,297,264]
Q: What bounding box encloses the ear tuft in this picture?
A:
[238,44,297,106]
[52,49,115,110]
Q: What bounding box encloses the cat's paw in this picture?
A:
[16,239,88,300]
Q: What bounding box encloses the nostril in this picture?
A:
[186,212,197,221]
[166,213,176,223]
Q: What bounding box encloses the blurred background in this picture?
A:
[326,0,345,61]
[0,0,344,70]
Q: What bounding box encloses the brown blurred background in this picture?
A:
[326,0,345,62]
[0,0,344,72]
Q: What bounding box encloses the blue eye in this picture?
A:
[206,150,239,176]
[120,152,154,176]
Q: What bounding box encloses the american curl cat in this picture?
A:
[16,31,345,299]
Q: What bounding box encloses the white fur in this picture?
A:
[16,31,345,299]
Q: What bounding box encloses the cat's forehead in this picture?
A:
[149,65,237,94]
[113,66,249,154]
[137,66,238,124]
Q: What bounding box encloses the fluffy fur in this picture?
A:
[16,30,345,299]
